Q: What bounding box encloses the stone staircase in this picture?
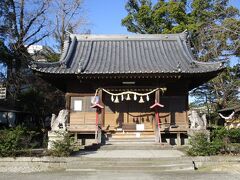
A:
[69,142,193,172]
[66,129,195,173]
[66,158,194,172]
[107,130,156,144]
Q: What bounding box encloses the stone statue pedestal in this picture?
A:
[48,131,65,150]
[48,109,69,150]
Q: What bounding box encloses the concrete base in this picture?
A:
[48,131,65,150]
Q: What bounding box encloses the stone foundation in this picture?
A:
[48,131,65,149]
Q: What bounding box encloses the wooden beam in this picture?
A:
[98,89,104,127]
[66,93,95,97]
[65,93,71,125]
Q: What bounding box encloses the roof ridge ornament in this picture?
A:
[60,62,67,68]
[177,62,182,72]
[179,29,188,40]
[65,30,72,36]
[190,61,198,68]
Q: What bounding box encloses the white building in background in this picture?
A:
[27,45,47,62]
[27,45,43,54]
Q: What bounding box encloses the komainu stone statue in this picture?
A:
[188,110,207,130]
[48,109,69,149]
[51,109,69,131]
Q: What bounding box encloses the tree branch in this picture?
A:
[25,33,49,49]
[23,23,45,43]
[23,1,48,37]
[9,0,19,38]
[19,0,25,42]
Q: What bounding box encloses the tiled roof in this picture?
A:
[30,32,225,75]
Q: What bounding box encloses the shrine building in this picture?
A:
[31,31,224,146]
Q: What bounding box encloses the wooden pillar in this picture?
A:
[177,133,181,146]
[74,133,78,142]
[155,88,160,103]
[155,88,162,143]
[98,89,104,127]
[97,109,102,143]
[185,82,190,129]
[65,93,71,125]
[98,89,103,144]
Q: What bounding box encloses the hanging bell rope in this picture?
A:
[139,96,144,103]
[126,94,131,100]
[114,96,119,103]
[93,88,166,104]
[134,94,137,101]
[121,94,124,101]
[146,94,149,101]
[101,88,166,97]
[111,95,114,102]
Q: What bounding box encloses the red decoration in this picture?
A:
[150,100,164,143]
[91,103,104,143]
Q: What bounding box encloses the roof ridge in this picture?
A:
[30,30,225,75]
[29,35,72,69]
[70,31,188,41]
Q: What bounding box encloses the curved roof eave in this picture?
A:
[30,31,225,76]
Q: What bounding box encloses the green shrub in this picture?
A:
[48,132,75,157]
[0,126,40,157]
[187,132,213,156]
[0,126,26,157]
[211,127,228,140]
[188,128,240,156]
[211,127,240,143]
[228,129,240,143]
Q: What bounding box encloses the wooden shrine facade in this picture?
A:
[31,32,225,145]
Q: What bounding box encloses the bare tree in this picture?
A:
[0,0,52,102]
[1,0,52,56]
[52,0,86,50]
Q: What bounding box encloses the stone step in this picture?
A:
[70,157,189,162]
[73,149,185,159]
[66,159,193,172]
[66,164,193,172]
[107,141,158,145]
[99,144,173,150]
[110,134,155,139]
[109,137,155,141]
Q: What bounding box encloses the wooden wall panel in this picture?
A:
[70,112,85,124]
[68,91,189,132]
[104,113,117,130]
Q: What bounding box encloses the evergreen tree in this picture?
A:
[122,0,239,60]
[122,0,240,113]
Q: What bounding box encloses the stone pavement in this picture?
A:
[75,149,184,158]
[0,143,239,175]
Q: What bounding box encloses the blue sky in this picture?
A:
[84,0,129,34]
[84,0,240,34]
[84,0,239,66]
[1,0,239,77]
